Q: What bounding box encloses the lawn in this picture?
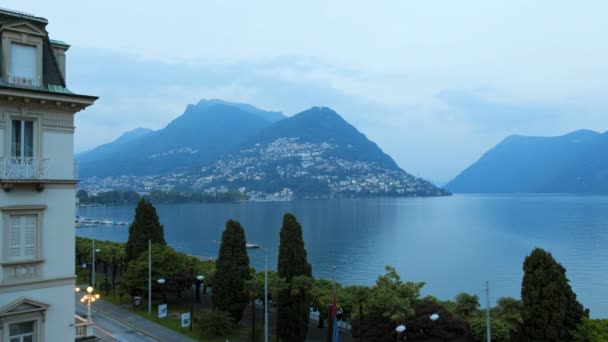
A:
[101,291,254,341]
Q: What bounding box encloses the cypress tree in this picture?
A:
[517,248,586,341]
[212,219,251,322]
[277,213,312,341]
[125,198,166,262]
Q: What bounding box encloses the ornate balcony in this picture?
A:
[0,157,50,180]
[75,315,98,341]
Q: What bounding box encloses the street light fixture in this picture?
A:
[76,286,100,323]
[396,313,440,341]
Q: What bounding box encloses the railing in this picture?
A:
[0,157,50,180]
[74,315,95,338]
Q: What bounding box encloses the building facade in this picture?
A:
[0,9,97,342]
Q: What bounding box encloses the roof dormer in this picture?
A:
[1,21,46,88]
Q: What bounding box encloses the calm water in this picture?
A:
[76,195,608,318]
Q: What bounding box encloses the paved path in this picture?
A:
[75,293,196,342]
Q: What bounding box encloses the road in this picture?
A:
[75,302,158,342]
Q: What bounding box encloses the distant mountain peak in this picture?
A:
[447,128,608,194]
[114,127,153,144]
[187,99,286,123]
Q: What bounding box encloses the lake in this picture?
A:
[76,195,608,318]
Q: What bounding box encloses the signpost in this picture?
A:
[181,312,191,328]
[158,304,167,319]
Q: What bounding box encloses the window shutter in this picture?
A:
[9,216,23,260]
[23,215,37,260]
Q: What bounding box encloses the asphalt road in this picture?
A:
[75,302,158,342]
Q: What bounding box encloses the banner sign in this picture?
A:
[181,312,191,328]
[158,304,167,318]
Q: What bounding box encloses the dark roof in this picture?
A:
[0,8,87,96]
[0,8,47,24]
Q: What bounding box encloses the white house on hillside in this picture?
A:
[0,8,97,342]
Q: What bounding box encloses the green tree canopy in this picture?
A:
[571,318,608,342]
[125,198,166,262]
[492,297,523,334]
[454,292,481,319]
[212,219,251,323]
[517,248,587,341]
[122,244,193,294]
[276,213,313,342]
[367,266,425,323]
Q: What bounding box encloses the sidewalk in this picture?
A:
[90,299,197,342]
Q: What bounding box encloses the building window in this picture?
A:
[11,120,34,159]
[8,215,37,262]
[9,43,37,85]
[9,321,35,342]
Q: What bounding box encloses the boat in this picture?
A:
[246,243,261,249]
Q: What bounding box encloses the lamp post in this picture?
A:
[157,278,167,304]
[189,267,203,332]
[395,313,440,341]
[250,245,271,342]
[195,275,204,302]
[76,286,100,323]
[91,239,100,287]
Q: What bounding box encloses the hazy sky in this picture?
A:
[7,1,608,184]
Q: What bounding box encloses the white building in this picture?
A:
[0,8,97,342]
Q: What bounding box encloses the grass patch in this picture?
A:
[98,297,249,341]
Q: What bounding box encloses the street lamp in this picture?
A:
[189,267,203,332]
[92,240,101,287]
[157,278,167,303]
[195,275,204,302]
[396,313,440,341]
[76,286,100,323]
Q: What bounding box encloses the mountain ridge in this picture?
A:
[78,100,448,198]
[446,129,608,194]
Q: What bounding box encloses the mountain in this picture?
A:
[79,102,448,198]
[446,129,608,194]
[77,100,283,177]
[247,107,399,169]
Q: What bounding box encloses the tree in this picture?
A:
[571,318,608,342]
[122,244,192,295]
[454,292,481,319]
[492,297,523,334]
[212,219,251,323]
[125,198,166,262]
[198,310,235,338]
[345,285,371,342]
[76,189,89,203]
[350,266,425,341]
[277,213,312,342]
[517,248,587,341]
[367,266,424,322]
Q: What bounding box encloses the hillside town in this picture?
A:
[80,137,446,199]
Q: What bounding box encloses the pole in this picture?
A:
[330,266,336,342]
[87,299,91,322]
[92,239,96,287]
[264,255,268,342]
[486,280,491,342]
[148,240,152,315]
[190,267,194,331]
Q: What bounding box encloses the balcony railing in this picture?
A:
[74,315,96,340]
[0,157,50,180]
